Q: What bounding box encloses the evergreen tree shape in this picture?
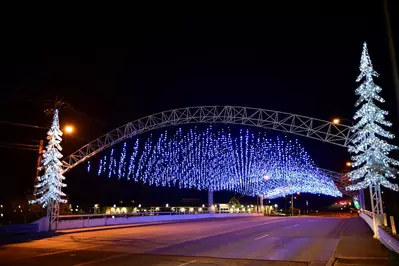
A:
[347,42,399,191]
[29,109,67,206]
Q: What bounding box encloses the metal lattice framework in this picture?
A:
[320,168,356,197]
[61,106,357,195]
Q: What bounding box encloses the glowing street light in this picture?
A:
[346,161,352,167]
[332,117,354,126]
[64,125,74,134]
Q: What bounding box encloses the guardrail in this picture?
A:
[362,210,373,217]
[378,226,399,254]
[58,210,256,220]
[359,210,374,231]
[54,211,262,231]
[359,210,399,254]
[0,223,38,236]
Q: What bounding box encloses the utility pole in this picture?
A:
[383,0,399,122]
[33,140,44,196]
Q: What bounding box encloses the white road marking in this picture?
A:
[177,260,197,266]
[285,224,299,228]
[254,234,269,240]
[175,218,289,244]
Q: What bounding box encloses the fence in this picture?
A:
[55,211,261,230]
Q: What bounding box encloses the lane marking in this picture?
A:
[254,234,269,240]
[177,260,197,266]
[176,218,289,244]
[285,224,299,229]
[73,253,131,266]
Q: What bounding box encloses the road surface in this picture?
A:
[0,215,397,265]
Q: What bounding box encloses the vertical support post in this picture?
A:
[208,188,214,214]
[259,195,264,214]
[383,213,388,226]
[369,184,383,238]
[34,140,44,196]
[377,185,383,214]
[291,194,294,216]
[359,189,365,210]
[390,216,397,235]
[49,198,60,231]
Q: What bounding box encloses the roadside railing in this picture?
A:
[58,210,256,221]
[359,210,399,254]
[362,209,373,217]
[378,226,399,253]
[359,210,374,231]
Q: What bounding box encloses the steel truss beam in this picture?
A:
[61,106,357,195]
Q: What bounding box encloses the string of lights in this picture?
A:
[29,110,67,207]
[90,127,341,199]
[347,42,399,191]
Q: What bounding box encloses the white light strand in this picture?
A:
[29,109,67,207]
[93,127,342,199]
[347,42,399,191]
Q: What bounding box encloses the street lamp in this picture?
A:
[346,161,352,167]
[64,125,74,134]
[332,118,354,126]
[332,118,341,125]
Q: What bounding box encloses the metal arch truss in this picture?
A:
[320,168,357,197]
[61,106,357,196]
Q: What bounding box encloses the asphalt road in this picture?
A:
[0,215,397,265]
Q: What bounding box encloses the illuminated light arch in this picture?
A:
[61,106,356,196]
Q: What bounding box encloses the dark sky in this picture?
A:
[1,2,399,206]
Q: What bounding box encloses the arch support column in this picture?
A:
[208,188,214,214]
[259,195,264,214]
[359,189,365,210]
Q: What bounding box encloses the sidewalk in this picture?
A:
[330,218,399,266]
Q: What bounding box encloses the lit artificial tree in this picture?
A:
[346,42,399,233]
[29,109,67,228]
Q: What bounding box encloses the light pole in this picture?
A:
[291,194,294,216]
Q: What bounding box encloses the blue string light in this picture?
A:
[92,127,341,198]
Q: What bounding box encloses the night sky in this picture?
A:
[1,2,399,208]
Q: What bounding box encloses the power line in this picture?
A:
[0,120,48,130]
[0,141,39,148]
[0,144,38,152]
[45,97,112,127]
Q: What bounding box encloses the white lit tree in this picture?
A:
[29,109,67,207]
[346,42,399,192]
